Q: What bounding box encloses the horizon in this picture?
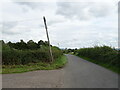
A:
[1,39,119,49]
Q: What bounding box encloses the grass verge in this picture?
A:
[77,55,120,74]
[1,55,67,74]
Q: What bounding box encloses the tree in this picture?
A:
[0,40,5,44]
[10,40,27,50]
[38,40,44,47]
[19,40,27,49]
[38,40,52,47]
[27,40,38,50]
[44,41,49,46]
[7,41,16,49]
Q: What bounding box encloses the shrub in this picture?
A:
[76,46,119,68]
[2,41,63,65]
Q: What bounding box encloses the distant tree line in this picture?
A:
[1,40,52,50]
[1,40,63,65]
[62,48,78,54]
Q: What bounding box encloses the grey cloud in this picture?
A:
[88,3,111,17]
[56,2,113,20]
[15,2,37,9]
[2,21,20,35]
[2,30,18,35]
[47,20,65,26]
[56,2,77,19]
[3,22,18,30]
[15,2,47,10]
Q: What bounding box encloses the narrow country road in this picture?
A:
[63,54,118,88]
[2,54,118,88]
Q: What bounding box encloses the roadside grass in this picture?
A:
[1,55,67,74]
[77,55,120,74]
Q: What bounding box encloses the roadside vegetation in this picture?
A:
[2,55,67,74]
[1,40,67,74]
[63,46,119,74]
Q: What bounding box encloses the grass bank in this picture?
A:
[77,55,119,74]
[1,55,67,74]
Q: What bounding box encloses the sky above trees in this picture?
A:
[0,0,119,49]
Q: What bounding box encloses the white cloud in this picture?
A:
[56,2,117,20]
[1,1,118,48]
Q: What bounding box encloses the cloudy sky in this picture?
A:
[0,0,119,49]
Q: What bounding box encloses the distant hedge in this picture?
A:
[76,46,119,68]
[2,40,63,65]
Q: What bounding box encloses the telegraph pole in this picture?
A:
[43,16,54,62]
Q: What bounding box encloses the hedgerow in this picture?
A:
[76,46,119,68]
[2,40,63,65]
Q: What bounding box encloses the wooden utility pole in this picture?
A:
[43,16,54,62]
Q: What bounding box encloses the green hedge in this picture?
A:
[2,45,63,65]
[76,46,119,68]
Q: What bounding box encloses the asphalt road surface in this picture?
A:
[2,54,118,88]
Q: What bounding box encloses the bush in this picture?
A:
[76,46,119,68]
[2,40,63,65]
